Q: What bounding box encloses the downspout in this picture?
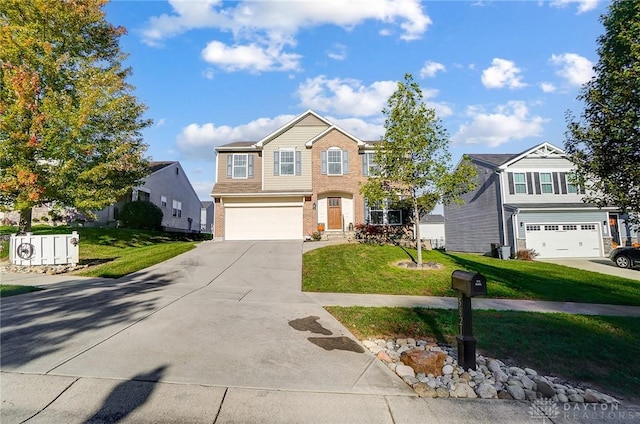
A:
[495,169,509,246]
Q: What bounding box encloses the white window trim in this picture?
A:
[172,200,182,218]
[279,149,295,176]
[539,172,553,194]
[365,152,379,176]
[514,172,527,194]
[233,154,249,179]
[160,195,167,208]
[327,148,343,176]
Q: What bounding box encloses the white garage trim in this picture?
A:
[224,198,303,240]
[525,222,602,258]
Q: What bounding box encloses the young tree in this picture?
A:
[361,73,477,266]
[564,0,640,228]
[0,0,151,233]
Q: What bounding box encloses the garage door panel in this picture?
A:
[525,223,601,258]
[225,206,302,240]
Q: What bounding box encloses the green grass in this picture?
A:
[1,225,197,278]
[0,285,43,297]
[327,306,640,401]
[302,244,640,305]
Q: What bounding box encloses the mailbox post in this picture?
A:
[451,270,487,371]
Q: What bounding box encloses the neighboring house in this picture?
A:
[419,214,445,248]
[95,161,203,232]
[211,110,404,241]
[200,201,214,233]
[444,142,638,258]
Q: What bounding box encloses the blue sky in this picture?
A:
[104,0,608,202]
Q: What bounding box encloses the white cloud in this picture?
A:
[481,58,527,89]
[540,82,557,93]
[296,76,452,119]
[420,61,446,78]
[191,180,216,200]
[296,76,397,117]
[141,1,431,72]
[156,118,166,127]
[331,117,385,141]
[451,101,546,147]
[550,53,594,86]
[176,115,296,160]
[327,43,347,61]
[201,41,301,72]
[549,0,600,14]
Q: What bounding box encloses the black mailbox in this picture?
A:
[451,270,487,297]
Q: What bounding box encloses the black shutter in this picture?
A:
[552,172,560,194]
[526,172,534,195]
[534,172,541,195]
[508,173,515,195]
[560,172,567,194]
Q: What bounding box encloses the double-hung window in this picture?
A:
[327,149,342,175]
[514,173,527,194]
[233,154,248,179]
[363,152,380,176]
[540,173,553,194]
[172,200,182,218]
[280,150,294,175]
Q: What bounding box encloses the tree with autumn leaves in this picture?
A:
[0,0,151,232]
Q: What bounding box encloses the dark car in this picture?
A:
[609,246,640,269]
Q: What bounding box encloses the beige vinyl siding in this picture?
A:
[263,125,327,191]
[217,152,262,183]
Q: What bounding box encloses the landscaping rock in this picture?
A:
[400,350,446,376]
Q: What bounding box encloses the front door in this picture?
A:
[327,197,342,230]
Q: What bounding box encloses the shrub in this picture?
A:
[119,201,163,230]
[517,249,539,261]
[310,231,322,241]
[354,223,411,245]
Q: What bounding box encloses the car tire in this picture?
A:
[615,255,632,269]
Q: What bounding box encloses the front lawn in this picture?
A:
[1,225,197,278]
[328,306,640,401]
[302,244,640,305]
[0,285,43,297]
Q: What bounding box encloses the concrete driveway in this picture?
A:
[538,257,640,281]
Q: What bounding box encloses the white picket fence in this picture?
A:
[9,232,80,266]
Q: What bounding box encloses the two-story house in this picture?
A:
[445,142,637,258]
[211,110,397,241]
[96,161,204,232]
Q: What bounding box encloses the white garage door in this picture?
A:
[225,206,303,240]
[525,223,602,258]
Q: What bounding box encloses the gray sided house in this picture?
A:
[445,142,638,258]
[96,161,203,232]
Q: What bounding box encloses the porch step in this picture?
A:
[323,231,356,241]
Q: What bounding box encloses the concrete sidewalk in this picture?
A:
[306,292,640,317]
[2,241,639,423]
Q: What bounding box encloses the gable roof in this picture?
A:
[255,110,333,147]
[468,154,519,168]
[304,124,366,147]
[497,142,566,170]
[148,161,176,174]
[216,141,256,152]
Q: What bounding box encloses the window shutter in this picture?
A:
[321,151,327,175]
[248,155,254,179]
[560,172,567,194]
[342,150,349,174]
[362,154,368,176]
[295,151,301,176]
[508,173,514,195]
[534,173,541,195]
[226,154,232,178]
[364,200,370,224]
[526,172,534,195]
[273,151,279,176]
[552,172,560,194]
